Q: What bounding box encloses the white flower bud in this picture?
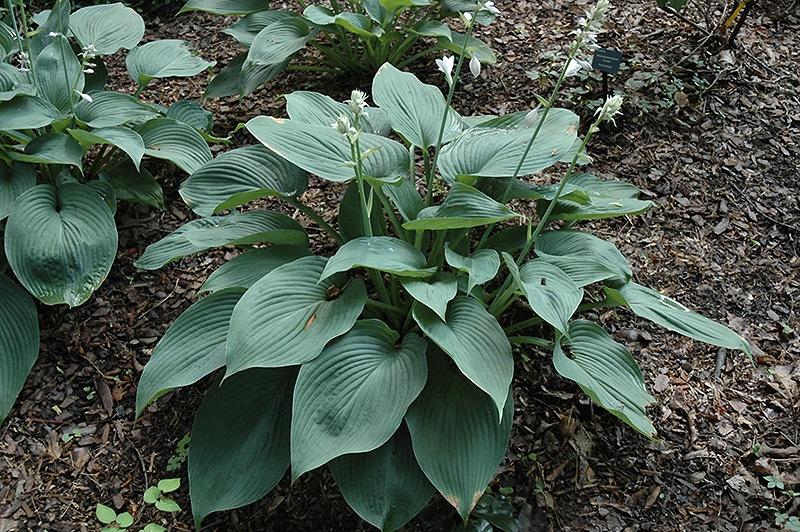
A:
[347,89,368,115]
[74,90,93,103]
[436,55,455,86]
[469,56,481,78]
[333,114,352,135]
[595,94,623,125]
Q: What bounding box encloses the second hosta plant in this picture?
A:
[136,1,750,529]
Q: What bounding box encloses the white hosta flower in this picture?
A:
[482,1,501,15]
[81,43,98,60]
[347,89,368,115]
[47,31,62,38]
[469,56,481,78]
[436,55,455,86]
[74,90,93,103]
[523,107,541,128]
[565,58,591,77]
[595,94,623,124]
[17,51,30,72]
[333,114,352,135]
[460,12,473,25]
[574,0,610,46]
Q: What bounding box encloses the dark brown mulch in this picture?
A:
[2,0,798,531]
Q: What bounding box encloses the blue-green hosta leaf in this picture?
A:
[99,160,164,208]
[444,244,500,293]
[85,179,117,214]
[4,183,117,307]
[200,246,310,293]
[610,282,751,355]
[34,35,84,113]
[10,133,84,171]
[70,3,145,55]
[224,11,294,46]
[189,367,294,529]
[0,95,61,130]
[303,6,384,38]
[438,32,496,63]
[535,230,631,287]
[138,118,212,174]
[321,237,436,280]
[180,0,268,15]
[74,91,160,128]
[28,0,70,57]
[403,182,518,231]
[67,127,145,170]
[338,182,386,241]
[406,355,513,521]
[285,91,392,136]
[437,109,579,181]
[126,40,215,89]
[553,320,656,437]
[291,320,427,479]
[0,21,18,60]
[477,177,591,205]
[135,288,245,417]
[239,57,288,97]
[180,146,307,217]
[204,55,246,99]
[331,428,434,532]
[244,17,310,70]
[226,256,367,372]
[412,20,452,40]
[465,111,530,130]
[401,273,457,321]
[373,63,461,148]
[507,256,583,337]
[0,273,39,424]
[542,174,654,221]
[0,63,34,102]
[385,177,424,222]
[246,116,409,183]
[135,211,307,270]
[0,163,35,221]
[166,100,214,131]
[412,295,512,418]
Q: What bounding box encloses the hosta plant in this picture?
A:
[0,0,215,423]
[181,0,498,98]
[136,1,751,529]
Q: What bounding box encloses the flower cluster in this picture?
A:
[16,51,30,72]
[80,43,99,74]
[566,0,611,77]
[589,94,624,133]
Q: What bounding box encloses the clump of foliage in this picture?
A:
[181,0,499,98]
[136,0,751,529]
[0,0,215,423]
[95,479,180,532]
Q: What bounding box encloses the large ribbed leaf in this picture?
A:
[508,256,583,336]
[412,295,512,417]
[610,282,751,355]
[321,237,436,280]
[401,273,457,321]
[70,3,145,55]
[338,182,385,241]
[0,95,61,130]
[189,368,294,528]
[385,177,424,222]
[303,6,383,38]
[242,17,310,87]
[135,288,245,417]
[331,428,434,532]
[135,211,307,270]
[224,11,295,47]
[0,273,39,424]
[200,247,309,293]
[0,163,35,221]
[180,0,268,15]
[126,40,215,89]
[10,133,84,171]
[74,91,159,128]
[180,146,307,217]
[291,320,427,479]
[138,118,212,174]
[372,63,461,148]
[99,160,164,208]
[535,230,631,287]
[68,127,145,170]
[4,183,117,307]
[406,355,513,521]
[403,182,518,231]
[246,117,409,183]
[542,174,654,221]
[444,245,499,294]
[553,320,655,437]
[34,35,84,113]
[226,256,367,373]
[285,91,392,137]
[166,100,214,132]
[437,109,579,180]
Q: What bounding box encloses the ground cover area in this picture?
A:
[1,0,798,530]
